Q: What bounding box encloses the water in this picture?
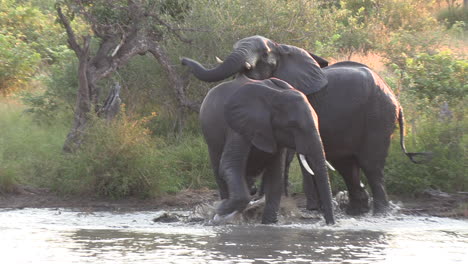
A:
[1,208,467,263]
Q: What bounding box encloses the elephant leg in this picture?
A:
[207,146,228,200]
[261,149,286,224]
[283,149,296,197]
[332,157,370,215]
[216,133,252,216]
[358,133,391,214]
[299,153,320,210]
[358,160,389,214]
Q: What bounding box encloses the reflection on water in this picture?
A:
[70,227,387,263]
[0,209,467,264]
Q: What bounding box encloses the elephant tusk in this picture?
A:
[299,154,314,175]
[326,160,336,171]
[215,56,223,64]
[245,62,252,70]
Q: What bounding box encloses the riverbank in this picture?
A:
[1,185,467,219]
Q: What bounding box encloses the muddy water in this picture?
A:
[1,209,467,264]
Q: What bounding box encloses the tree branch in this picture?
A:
[148,43,200,112]
[56,6,83,56]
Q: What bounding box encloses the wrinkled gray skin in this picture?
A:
[188,74,335,225]
[181,36,429,215]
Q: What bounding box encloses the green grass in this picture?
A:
[0,99,66,192]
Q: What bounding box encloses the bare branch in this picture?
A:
[56,6,82,56]
[148,43,200,112]
[149,13,192,44]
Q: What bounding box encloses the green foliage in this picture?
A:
[52,113,163,198]
[51,112,213,198]
[20,50,77,124]
[386,117,468,195]
[0,99,67,192]
[154,135,214,193]
[437,5,468,29]
[402,51,467,107]
[0,32,41,92]
[0,0,68,92]
[2,0,467,199]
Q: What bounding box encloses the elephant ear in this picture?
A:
[308,52,329,68]
[274,44,328,95]
[225,82,279,153]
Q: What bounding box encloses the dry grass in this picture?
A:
[330,52,388,72]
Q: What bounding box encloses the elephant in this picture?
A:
[181,35,430,215]
[181,72,335,224]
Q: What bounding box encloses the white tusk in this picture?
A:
[215,56,223,64]
[299,154,314,175]
[325,160,336,171]
[245,62,252,70]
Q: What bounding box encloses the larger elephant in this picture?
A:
[181,35,429,215]
[185,73,335,224]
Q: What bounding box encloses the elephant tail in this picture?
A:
[398,107,433,164]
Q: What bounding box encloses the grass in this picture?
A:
[0,98,67,192]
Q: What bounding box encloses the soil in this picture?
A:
[1,185,467,219]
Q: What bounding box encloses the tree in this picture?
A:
[56,0,198,152]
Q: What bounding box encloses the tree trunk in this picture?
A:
[62,37,93,153]
[97,82,122,121]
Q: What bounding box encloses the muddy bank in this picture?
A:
[0,185,467,219]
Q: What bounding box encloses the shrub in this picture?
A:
[437,6,468,29]
[52,113,163,198]
[385,117,467,195]
[0,99,66,191]
[402,51,467,107]
[51,112,214,198]
[154,135,215,193]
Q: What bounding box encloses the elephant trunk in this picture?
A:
[181,48,250,82]
[305,154,335,225]
[296,130,335,225]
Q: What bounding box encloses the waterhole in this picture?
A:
[0,208,467,263]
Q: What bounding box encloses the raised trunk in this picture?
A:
[181,49,248,82]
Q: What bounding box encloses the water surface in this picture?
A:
[1,209,467,263]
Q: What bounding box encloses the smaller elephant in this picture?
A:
[182,69,335,224]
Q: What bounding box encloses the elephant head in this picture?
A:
[223,77,335,224]
[181,35,328,95]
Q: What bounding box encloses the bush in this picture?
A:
[402,51,467,107]
[437,6,468,29]
[0,32,41,92]
[386,117,468,195]
[52,113,163,198]
[0,99,66,191]
[51,112,214,198]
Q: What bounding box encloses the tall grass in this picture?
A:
[0,99,214,198]
[0,99,66,193]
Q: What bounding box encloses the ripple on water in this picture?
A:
[0,208,467,264]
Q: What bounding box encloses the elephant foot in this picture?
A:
[261,214,278,224]
[345,203,370,216]
[345,198,370,216]
[211,211,239,225]
[216,197,250,217]
[305,197,320,211]
[344,188,370,216]
[372,200,390,215]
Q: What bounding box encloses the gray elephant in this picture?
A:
[182,72,335,224]
[181,36,429,215]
